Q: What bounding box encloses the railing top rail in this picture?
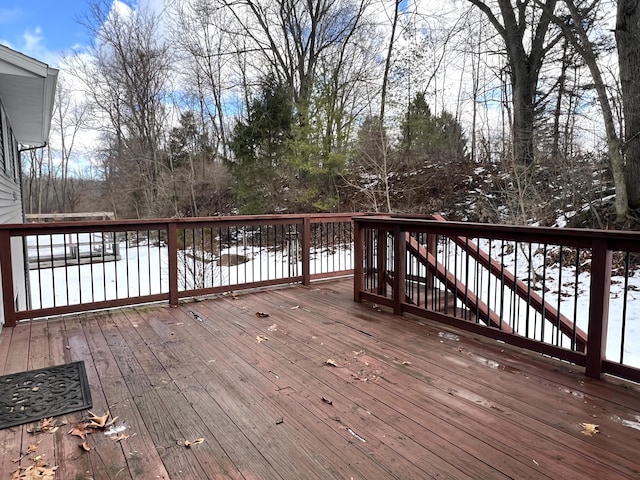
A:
[353,215,640,248]
[2,213,361,235]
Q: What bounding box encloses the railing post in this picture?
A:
[353,220,364,302]
[168,222,179,307]
[586,238,612,379]
[426,232,436,291]
[377,229,387,296]
[392,225,406,315]
[0,230,17,327]
[302,216,311,285]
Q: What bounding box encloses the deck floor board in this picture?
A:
[0,278,639,479]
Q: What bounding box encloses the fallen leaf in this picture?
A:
[87,411,118,429]
[402,361,412,366]
[352,350,364,356]
[290,305,300,310]
[110,433,130,442]
[12,464,58,480]
[325,359,338,367]
[267,323,277,332]
[184,438,205,448]
[256,335,269,343]
[68,423,91,440]
[87,411,110,428]
[27,418,58,434]
[255,311,269,318]
[275,418,284,425]
[80,442,91,452]
[580,423,599,436]
[27,440,42,453]
[322,397,333,405]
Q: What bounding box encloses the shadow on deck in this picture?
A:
[1,278,639,479]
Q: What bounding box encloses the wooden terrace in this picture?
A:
[1,278,639,479]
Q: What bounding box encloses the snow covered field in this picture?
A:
[27,240,353,308]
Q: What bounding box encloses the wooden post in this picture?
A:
[168,222,179,307]
[377,229,387,296]
[585,238,612,379]
[0,230,17,327]
[426,232,437,291]
[302,216,311,285]
[393,225,406,315]
[353,220,364,302]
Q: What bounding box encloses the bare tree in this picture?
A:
[70,0,171,217]
[541,0,628,221]
[50,78,89,212]
[616,0,640,212]
[171,0,236,159]
[222,0,371,129]
[467,0,561,165]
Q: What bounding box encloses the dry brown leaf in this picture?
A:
[27,440,42,453]
[256,335,269,343]
[80,441,91,452]
[255,311,270,318]
[68,423,91,439]
[325,359,338,367]
[105,416,118,427]
[580,423,599,436]
[87,411,110,428]
[110,433,130,442]
[87,411,118,429]
[12,464,58,480]
[40,418,54,429]
[184,438,205,448]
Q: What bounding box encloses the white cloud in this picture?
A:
[0,27,61,67]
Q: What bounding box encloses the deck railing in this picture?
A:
[353,215,640,382]
[0,214,355,327]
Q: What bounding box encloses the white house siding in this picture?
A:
[0,101,27,329]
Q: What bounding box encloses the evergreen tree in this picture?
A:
[228,77,294,214]
[394,93,470,214]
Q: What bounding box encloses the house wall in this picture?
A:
[0,100,27,329]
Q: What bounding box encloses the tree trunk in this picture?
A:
[617,0,640,210]
[511,71,536,165]
[556,0,629,221]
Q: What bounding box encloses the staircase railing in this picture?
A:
[354,215,640,382]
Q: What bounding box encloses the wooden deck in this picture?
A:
[1,278,640,479]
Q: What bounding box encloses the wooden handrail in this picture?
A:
[0,213,358,328]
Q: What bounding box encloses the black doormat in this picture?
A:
[0,361,92,430]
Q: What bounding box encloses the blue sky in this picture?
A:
[0,0,93,66]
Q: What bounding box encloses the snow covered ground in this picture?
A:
[27,241,353,308]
